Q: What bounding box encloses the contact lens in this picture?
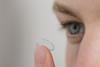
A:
[34,38,55,51]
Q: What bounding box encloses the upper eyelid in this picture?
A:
[61,20,82,29]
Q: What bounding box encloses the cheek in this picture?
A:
[66,22,100,67]
[75,24,100,67]
[66,43,80,67]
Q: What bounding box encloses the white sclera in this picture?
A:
[34,38,55,51]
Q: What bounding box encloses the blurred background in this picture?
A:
[0,0,66,67]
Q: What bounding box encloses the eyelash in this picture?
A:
[62,20,85,43]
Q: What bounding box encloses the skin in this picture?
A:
[35,0,100,67]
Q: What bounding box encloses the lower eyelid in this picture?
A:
[67,36,82,44]
[67,32,84,43]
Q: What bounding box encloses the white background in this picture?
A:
[0,0,67,67]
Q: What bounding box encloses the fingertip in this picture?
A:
[35,45,55,67]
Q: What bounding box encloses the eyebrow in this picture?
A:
[53,2,77,18]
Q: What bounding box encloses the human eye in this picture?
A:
[53,3,85,44]
[62,20,85,44]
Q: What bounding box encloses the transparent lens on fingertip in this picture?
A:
[33,38,55,51]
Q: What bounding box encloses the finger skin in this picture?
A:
[44,46,55,67]
[35,45,55,67]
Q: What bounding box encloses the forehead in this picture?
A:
[55,0,100,21]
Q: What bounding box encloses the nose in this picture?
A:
[76,25,100,67]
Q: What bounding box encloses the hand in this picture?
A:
[34,45,55,67]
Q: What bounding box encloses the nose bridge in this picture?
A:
[76,25,100,67]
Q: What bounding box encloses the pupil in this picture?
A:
[73,24,77,29]
[70,23,80,34]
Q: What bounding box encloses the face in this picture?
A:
[53,0,100,67]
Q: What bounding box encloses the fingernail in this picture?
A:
[35,45,47,64]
